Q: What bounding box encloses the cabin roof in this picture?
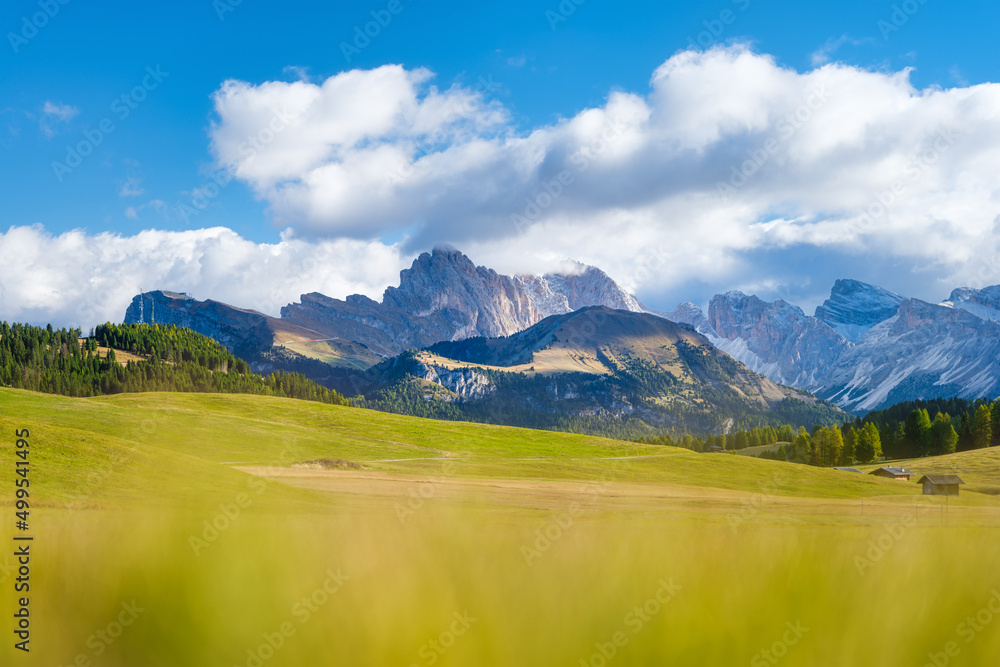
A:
[871,466,913,476]
[917,474,965,485]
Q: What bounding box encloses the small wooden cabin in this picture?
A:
[870,466,914,480]
[917,474,965,496]
[834,467,862,473]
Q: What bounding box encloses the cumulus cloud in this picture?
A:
[206,46,1000,305]
[0,226,405,330]
[7,46,1000,332]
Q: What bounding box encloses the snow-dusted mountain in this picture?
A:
[813,279,905,342]
[127,256,1000,414]
[818,298,1000,412]
[942,285,1000,322]
[703,291,849,388]
[669,279,1000,412]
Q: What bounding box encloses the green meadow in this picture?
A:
[2,387,1000,666]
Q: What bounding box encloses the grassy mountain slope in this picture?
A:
[362,307,845,436]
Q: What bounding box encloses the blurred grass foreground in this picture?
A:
[2,388,999,666]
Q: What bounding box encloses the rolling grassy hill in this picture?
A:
[2,387,999,666]
[1,388,915,503]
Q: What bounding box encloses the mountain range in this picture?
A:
[124,248,1000,416]
[354,306,841,434]
[668,279,1000,412]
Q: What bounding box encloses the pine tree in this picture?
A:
[929,412,958,455]
[904,409,932,457]
[839,425,856,465]
[971,404,992,449]
[855,422,882,463]
[991,400,1000,447]
[813,426,843,467]
[734,431,749,450]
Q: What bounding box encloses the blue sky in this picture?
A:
[3,0,1000,327]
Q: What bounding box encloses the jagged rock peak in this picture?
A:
[944,284,1000,322]
[814,279,904,342]
[543,262,643,313]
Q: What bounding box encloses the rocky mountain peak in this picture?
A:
[706,290,847,388]
[278,248,643,359]
[544,263,643,313]
[814,278,904,342]
[943,284,1000,322]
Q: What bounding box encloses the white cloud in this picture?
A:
[207,46,1000,302]
[123,199,166,221]
[809,35,869,66]
[42,100,79,121]
[40,100,80,137]
[7,47,1000,332]
[0,226,405,330]
[119,174,144,197]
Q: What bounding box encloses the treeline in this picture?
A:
[0,322,349,405]
[853,397,999,458]
[637,396,1000,467]
[636,421,883,466]
[93,322,250,373]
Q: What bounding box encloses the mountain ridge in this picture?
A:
[360,306,844,434]
[123,250,1000,415]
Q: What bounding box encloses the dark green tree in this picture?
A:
[971,404,992,449]
[855,422,882,464]
[929,412,958,456]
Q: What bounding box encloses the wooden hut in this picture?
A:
[917,474,965,496]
